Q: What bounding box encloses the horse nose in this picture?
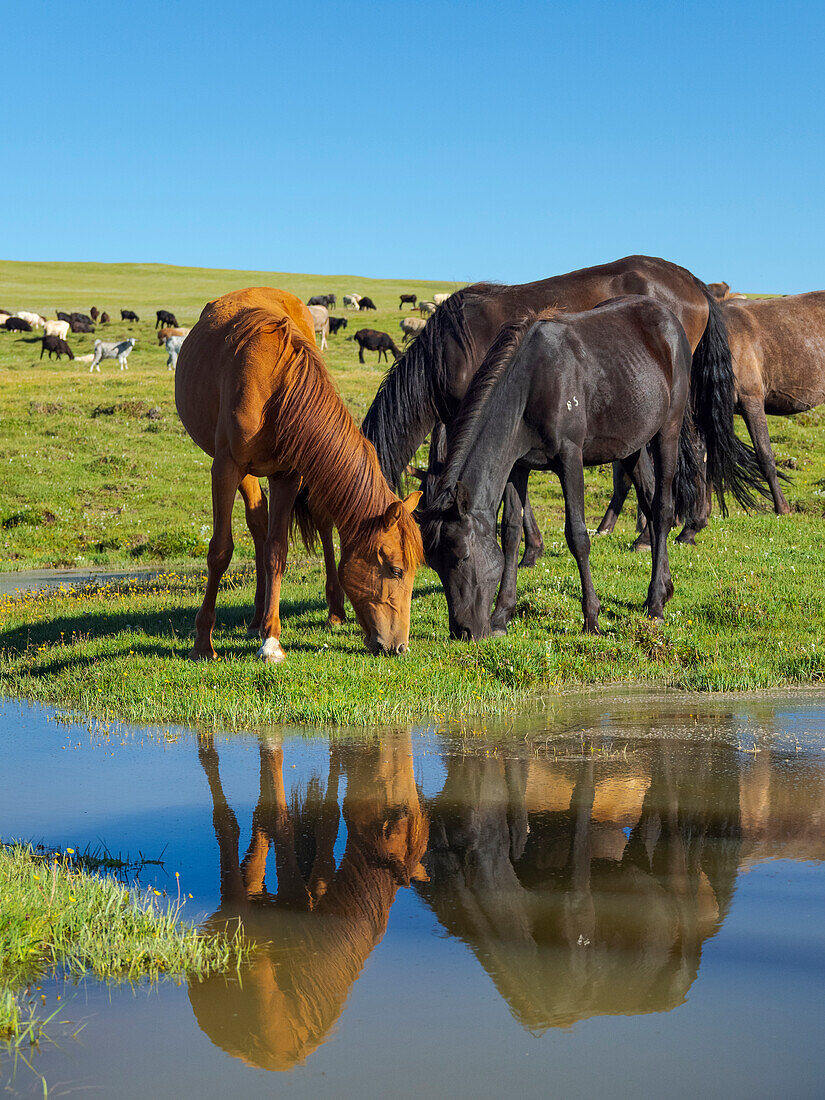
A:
[394,642,408,656]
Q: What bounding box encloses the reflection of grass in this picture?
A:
[0,843,250,1054]
[2,507,825,728]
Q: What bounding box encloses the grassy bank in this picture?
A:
[0,842,249,1050]
[1,260,825,724]
[2,507,825,727]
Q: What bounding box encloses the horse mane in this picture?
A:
[228,309,422,570]
[438,306,563,493]
[361,282,502,488]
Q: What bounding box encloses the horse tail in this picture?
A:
[690,285,770,514]
[289,488,319,554]
[673,406,702,522]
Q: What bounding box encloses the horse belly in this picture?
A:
[582,384,670,465]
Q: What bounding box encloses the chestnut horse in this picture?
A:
[175,288,422,662]
[597,291,825,532]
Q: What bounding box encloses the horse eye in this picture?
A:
[389,566,403,580]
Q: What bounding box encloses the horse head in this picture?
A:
[337,491,423,655]
[420,481,503,641]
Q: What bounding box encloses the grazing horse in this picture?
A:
[362,255,768,607]
[190,731,428,1069]
[597,291,825,529]
[399,293,417,308]
[420,298,702,638]
[175,287,423,662]
[156,309,179,328]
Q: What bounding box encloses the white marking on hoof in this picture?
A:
[257,637,285,663]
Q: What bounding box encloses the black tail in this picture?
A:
[673,407,702,521]
[690,286,770,514]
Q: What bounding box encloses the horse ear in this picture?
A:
[382,500,404,530]
[402,490,422,513]
[405,466,427,482]
[454,481,471,517]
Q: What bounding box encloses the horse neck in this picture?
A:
[302,403,396,539]
[361,346,438,488]
[448,356,532,517]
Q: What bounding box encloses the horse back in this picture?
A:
[175,287,316,459]
[724,292,825,414]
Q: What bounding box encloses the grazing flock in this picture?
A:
[172,258,821,664]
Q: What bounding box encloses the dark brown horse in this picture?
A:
[175,287,422,662]
[363,255,766,604]
[597,291,825,532]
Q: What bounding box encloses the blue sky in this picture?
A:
[4,0,823,291]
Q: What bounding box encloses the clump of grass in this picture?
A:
[0,842,252,1050]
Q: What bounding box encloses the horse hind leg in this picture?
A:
[190,453,244,660]
[738,394,791,514]
[238,474,269,635]
[595,461,633,535]
[257,472,301,663]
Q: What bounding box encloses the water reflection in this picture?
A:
[188,716,825,1069]
[190,733,428,1070]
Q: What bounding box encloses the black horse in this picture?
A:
[362,255,769,578]
[421,297,704,639]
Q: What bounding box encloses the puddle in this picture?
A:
[2,694,825,1096]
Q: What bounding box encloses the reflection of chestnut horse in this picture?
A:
[175,287,422,662]
[190,733,428,1070]
[419,740,741,1030]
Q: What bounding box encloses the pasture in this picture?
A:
[2,259,825,727]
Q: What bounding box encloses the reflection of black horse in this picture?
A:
[189,733,428,1071]
[417,737,742,1031]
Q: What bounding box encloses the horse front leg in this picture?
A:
[190,453,243,660]
[257,472,301,663]
[557,445,600,633]
[519,482,544,567]
[320,519,346,625]
[491,467,528,635]
[238,474,269,635]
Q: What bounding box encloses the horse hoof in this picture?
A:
[518,547,543,569]
[584,623,602,635]
[188,648,217,661]
[675,533,696,546]
[632,538,652,553]
[257,638,285,664]
[326,614,345,630]
[491,626,508,637]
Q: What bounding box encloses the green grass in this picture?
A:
[1,259,825,725]
[0,842,250,1051]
